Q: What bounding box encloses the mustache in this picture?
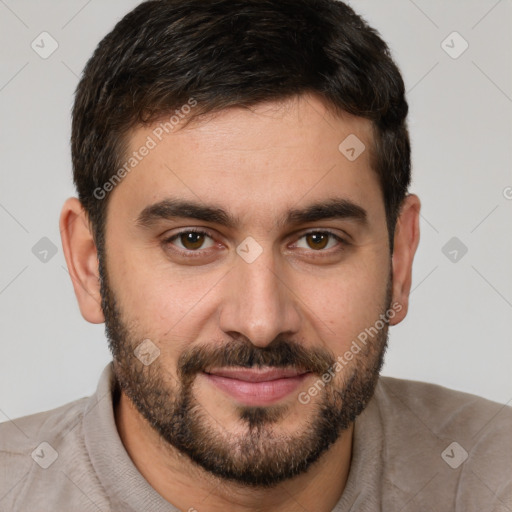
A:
[177,337,336,382]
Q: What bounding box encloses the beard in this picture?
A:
[99,255,390,488]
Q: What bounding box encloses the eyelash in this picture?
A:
[163,228,348,257]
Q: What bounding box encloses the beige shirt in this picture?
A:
[1,362,511,511]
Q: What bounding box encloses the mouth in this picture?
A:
[202,367,312,406]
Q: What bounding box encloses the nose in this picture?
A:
[218,247,301,348]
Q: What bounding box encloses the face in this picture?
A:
[99,94,394,487]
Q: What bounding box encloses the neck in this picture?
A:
[115,390,353,512]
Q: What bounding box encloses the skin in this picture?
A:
[60,93,420,512]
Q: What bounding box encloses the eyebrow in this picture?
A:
[136,197,368,230]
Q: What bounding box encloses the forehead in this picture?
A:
[108,94,383,228]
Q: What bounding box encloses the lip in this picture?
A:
[202,367,311,406]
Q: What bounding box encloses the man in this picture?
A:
[1,0,510,510]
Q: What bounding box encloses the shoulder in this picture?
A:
[0,397,99,509]
[0,396,89,452]
[376,376,512,438]
[371,377,512,510]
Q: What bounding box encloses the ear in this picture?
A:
[59,197,105,324]
[389,194,421,326]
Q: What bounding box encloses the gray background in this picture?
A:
[0,0,511,421]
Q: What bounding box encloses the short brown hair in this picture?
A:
[71,0,410,251]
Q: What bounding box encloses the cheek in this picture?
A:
[107,245,223,339]
[297,257,389,354]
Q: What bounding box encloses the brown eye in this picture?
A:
[305,232,329,250]
[167,230,215,251]
[294,231,344,252]
[180,232,205,250]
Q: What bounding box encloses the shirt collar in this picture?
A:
[83,362,180,511]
